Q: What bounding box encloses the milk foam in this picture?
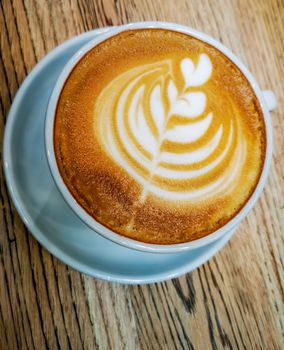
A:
[95,54,246,201]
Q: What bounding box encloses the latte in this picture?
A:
[54,29,266,244]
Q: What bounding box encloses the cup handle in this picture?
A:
[262,90,277,112]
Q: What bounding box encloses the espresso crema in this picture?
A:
[54,29,266,244]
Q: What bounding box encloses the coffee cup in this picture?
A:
[45,21,276,253]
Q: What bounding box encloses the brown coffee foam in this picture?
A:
[54,29,266,244]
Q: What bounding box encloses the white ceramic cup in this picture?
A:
[45,21,276,253]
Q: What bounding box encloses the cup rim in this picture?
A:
[45,21,273,253]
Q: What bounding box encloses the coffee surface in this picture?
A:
[54,29,266,244]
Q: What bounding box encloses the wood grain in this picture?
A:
[0,0,283,349]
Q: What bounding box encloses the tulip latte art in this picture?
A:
[55,29,266,244]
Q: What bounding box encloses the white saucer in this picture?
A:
[3,28,237,284]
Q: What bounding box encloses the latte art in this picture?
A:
[96,54,245,201]
[54,29,265,244]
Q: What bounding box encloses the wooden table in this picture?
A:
[0,1,283,349]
